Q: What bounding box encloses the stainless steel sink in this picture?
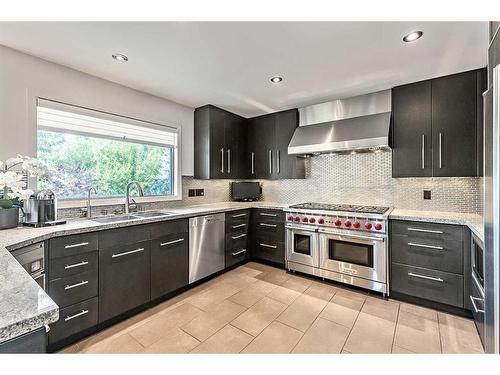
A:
[133,210,174,218]
[91,211,174,223]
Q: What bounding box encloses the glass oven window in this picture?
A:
[329,239,374,268]
[294,234,311,256]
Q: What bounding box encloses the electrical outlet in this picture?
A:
[196,189,205,197]
[188,189,196,197]
[423,190,431,200]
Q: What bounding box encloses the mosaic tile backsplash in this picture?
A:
[58,152,482,218]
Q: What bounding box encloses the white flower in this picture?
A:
[5,155,25,168]
[0,160,4,170]
[8,189,34,200]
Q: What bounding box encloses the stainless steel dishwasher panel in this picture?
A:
[189,213,225,283]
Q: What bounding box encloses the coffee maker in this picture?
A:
[23,189,66,227]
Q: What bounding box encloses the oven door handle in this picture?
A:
[285,224,317,232]
[317,229,385,242]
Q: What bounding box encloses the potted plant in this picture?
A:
[0,155,47,229]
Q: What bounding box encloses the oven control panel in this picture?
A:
[286,212,386,233]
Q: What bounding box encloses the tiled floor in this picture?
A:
[60,262,484,354]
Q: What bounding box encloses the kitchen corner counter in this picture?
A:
[389,209,484,241]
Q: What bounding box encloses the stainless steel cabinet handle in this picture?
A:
[220,148,224,173]
[232,249,247,256]
[260,223,277,228]
[65,309,89,322]
[64,261,89,270]
[227,149,231,173]
[232,223,246,229]
[232,213,247,218]
[260,243,277,249]
[231,233,247,240]
[65,242,89,249]
[276,149,280,174]
[421,134,425,169]
[160,238,185,247]
[64,280,89,290]
[407,227,444,234]
[260,213,277,217]
[439,132,442,169]
[112,247,145,258]
[470,296,485,313]
[407,242,444,250]
[251,152,255,174]
[407,272,444,282]
[269,150,272,174]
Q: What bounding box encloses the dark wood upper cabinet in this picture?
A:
[274,109,305,179]
[392,68,486,178]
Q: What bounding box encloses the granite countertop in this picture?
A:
[389,208,484,241]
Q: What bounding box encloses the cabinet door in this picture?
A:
[431,71,477,177]
[246,117,258,178]
[249,114,276,179]
[224,112,247,179]
[208,107,226,179]
[392,81,432,177]
[274,109,304,179]
[99,241,150,323]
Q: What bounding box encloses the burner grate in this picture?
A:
[289,202,390,215]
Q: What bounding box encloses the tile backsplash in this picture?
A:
[58,152,482,219]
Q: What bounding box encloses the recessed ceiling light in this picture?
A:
[403,31,423,43]
[112,53,129,62]
[270,76,283,83]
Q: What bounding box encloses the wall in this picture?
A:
[0,45,195,175]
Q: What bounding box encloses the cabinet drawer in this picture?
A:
[391,220,463,242]
[49,233,98,259]
[150,219,188,240]
[391,234,463,274]
[226,210,250,228]
[227,221,250,235]
[49,269,98,308]
[49,251,98,280]
[253,208,285,223]
[226,233,249,252]
[253,221,285,240]
[391,263,464,307]
[99,225,150,249]
[226,247,249,268]
[49,297,98,344]
[252,236,285,265]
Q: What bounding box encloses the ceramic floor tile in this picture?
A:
[190,325,254,353]
[392,345,416,354]
[292,317,350,353]
[241,321,303,353]
[303,281,337,301]
[256,269,291,286]
[319,301,360,328]
[188,282,241,310]
[58,343,80,353]
[330,290,366,310]
[267,285,301,305]
[231,296,287,336]
[141,328,200,353]
[438,312,484,353]
[181,299,246,341]
[394,310,441,353]
[219,272,260,289]
[280,275,314,293]
[361,296,400,323]
[228,280,277,308]
[344,312,396,353]
[276,294,328,332]
[233,265,264,278]
[80,333,144,354]
[399,302,438,322]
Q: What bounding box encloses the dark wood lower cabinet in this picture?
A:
[0,327,46,353]
[251,208,285,266]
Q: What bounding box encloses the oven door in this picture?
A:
[286,225,319,267]
[319,230,387,283]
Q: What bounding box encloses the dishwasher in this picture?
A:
[189,213,225,283]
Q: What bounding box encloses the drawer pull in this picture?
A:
[260,243,277,249]
[231,233,247,240]
[64,280,89,290]
[231,213,247,218]
[407,272,443,283]
[64,242,89,249]
[65,309,89,322]
[407,228,444,234]
[470,296,485,313]
[64,261,89,270]
[260,213,277,217]
[112,248,145,258]
[160,238,185,247]
[407,242,444,250]
[232,249,247,256]
[232,224,246,229]
[260,223,277,228]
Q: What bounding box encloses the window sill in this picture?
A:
[57,194,182,209]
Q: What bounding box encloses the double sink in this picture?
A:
[91,210,175,224]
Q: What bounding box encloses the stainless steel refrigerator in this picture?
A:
[484,21,500,354]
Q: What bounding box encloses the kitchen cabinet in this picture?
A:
[392,68,486,177]
[251,208,286,265]
[194,105,247,179]
[225,210,251,267]
[0,326,46,353]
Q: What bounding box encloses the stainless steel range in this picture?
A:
[285,202,391,295]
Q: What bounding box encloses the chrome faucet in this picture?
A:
[125,181,144,214]
[86,187,98,218]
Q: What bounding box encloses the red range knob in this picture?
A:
[353,222,360,229]
[374,223,383,231]
[344,220,352,228]
[334,219,341,226]
[287,216,294,221]
[365,222,372,230]
[309,217,316,223]
[294,217,300,222]
[318,218,325,224]
[302,217,309,223]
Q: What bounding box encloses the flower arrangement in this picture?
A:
[0,155,47,209]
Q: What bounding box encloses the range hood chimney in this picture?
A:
[288,90,392,155]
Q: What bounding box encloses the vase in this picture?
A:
[0,206,20,229]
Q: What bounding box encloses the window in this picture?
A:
[36,99,180,201]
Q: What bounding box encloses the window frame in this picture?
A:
[35,98,182,208]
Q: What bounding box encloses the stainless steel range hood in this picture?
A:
[288,90,392,155]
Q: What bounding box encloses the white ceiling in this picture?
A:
[0,22,489,117]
